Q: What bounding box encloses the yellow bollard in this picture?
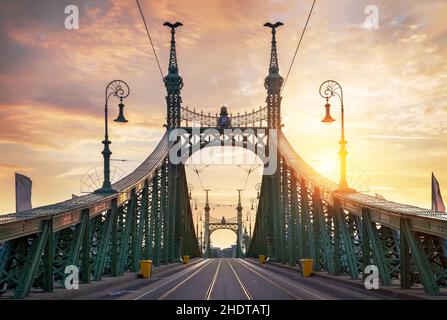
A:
[300,259,313,277]
[259,255,267,264]
[139,260,153,278]
[182,255,190,264]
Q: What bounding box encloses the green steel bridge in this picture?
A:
[0,21,446,299]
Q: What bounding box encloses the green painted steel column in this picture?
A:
[361,209,371,282]
[289,173,299,265]
[117,190,136,275]
[174,165,184,262]
[65,209,89,278]
[399,218,411,289]
[15,219,51,298]
[130,189,139,271]
[160,165,169,264]
[168,163,180,262]
[42,218,54,291]
[144,186,152,260]
[132,180,148,271]
[332,204,341,275]
[290,175,303,261]
[271,166,281,262]
[312,191,321,270]
[80,210,91,284]
[110,203,119,277]
[401,218,439,295]
[94,200,117,280]
[362,208,392,285]
[262,176,273,260]
[299,178,315,260]
[154,171,162,266]
[149,173,159,262]
[280,162,289,265]
[314,190,334,275]
[335,206,359,279]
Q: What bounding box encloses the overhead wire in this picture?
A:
[186,163,207,191]
[136,0,164,81]
[281,0,316,95]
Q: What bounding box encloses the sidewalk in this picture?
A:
[0,258,203,300]
[247,258,447,300]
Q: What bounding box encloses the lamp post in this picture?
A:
[249,198,257,237]
[319,80,355,193]
[193,197,199,240]
[95,80,130,194]
[255,183,261,199]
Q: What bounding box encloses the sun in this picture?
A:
[313,158,339,182]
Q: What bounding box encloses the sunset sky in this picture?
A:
[0,0,446,248]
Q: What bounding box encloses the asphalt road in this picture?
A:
[78,258,404,300]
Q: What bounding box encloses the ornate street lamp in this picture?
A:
[255,183,262,199]
[95,80,130,194]
[248,198,257,237]
[319,80,355,193]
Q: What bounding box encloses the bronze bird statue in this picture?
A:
[163,21,183,29]
[263,22,283,29]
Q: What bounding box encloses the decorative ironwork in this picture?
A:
[80,166,126,194]
[106,80,130,102]
[180,106,267,127]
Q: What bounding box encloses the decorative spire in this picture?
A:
[264,22,283,76]
[163,21,183,75]
[263,22,284,128]
[163,21,183,129]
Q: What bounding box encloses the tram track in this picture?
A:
[235,258,326,300]
[226,258,252,300]
[204,259,222,300]
[134,259,212,300]
[157,259,215,300]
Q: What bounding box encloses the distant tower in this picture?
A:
[236,189,243,258]
[204,190,211,258]
[264,22,284,129]
[163,21,184,129]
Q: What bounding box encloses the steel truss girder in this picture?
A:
[401,218,440,295]
[334,204,362,279]
[91,201,116,280]
[53,209,89,284]
[249,166,446,295]
[314,188,335,274]
[362,208,392,285]
[0,220,51,298]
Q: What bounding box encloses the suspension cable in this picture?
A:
[281,0,316,95]
[135,0,164,81]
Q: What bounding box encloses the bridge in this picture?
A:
[0,20,446,300]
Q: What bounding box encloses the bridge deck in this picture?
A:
[32,258,416,300]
